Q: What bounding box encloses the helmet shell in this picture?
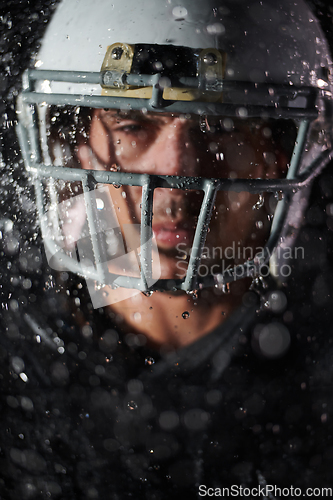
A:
[36,0,332,95]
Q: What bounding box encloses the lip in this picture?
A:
[152,221,195,247]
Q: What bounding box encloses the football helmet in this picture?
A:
[16,0,333,302]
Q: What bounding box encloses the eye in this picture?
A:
[118,123,144,133]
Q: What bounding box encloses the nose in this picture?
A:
[146,118,197,177]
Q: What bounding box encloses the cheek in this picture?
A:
[212,191,256,224]
[208,191,266,246]
[197,137,266,180]
[90,116,112,164]
[123,186,142,205]
[119,186,142,221]
[113,132,151,169]
[223,143,257,176]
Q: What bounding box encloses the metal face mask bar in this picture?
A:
[17,44,333,294]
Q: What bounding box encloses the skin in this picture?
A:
[77,110,288,350]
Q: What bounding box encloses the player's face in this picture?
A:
[78,109,288,279]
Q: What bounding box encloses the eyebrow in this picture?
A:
[101,109,195,120]
[100,111,270,132]
[101,110,189,129]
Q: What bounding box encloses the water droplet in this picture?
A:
[172,6,188,18]
[133,312,141,322]
[127,400,138,411]
[203,53,218,65]
[145,357,155,366]
[182,311,190,319]
[95,282,106,291]
[215,282,230,294]
[44,275,55,290]
[142,291,153,297]
[19,373,28,383]
[110,163,120,172]
[252,194,264,210]
[209,141,218,153]
[256,221,264,229]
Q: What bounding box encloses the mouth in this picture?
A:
[152,220,195,248]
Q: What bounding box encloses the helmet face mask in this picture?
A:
[16,0,333,305]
